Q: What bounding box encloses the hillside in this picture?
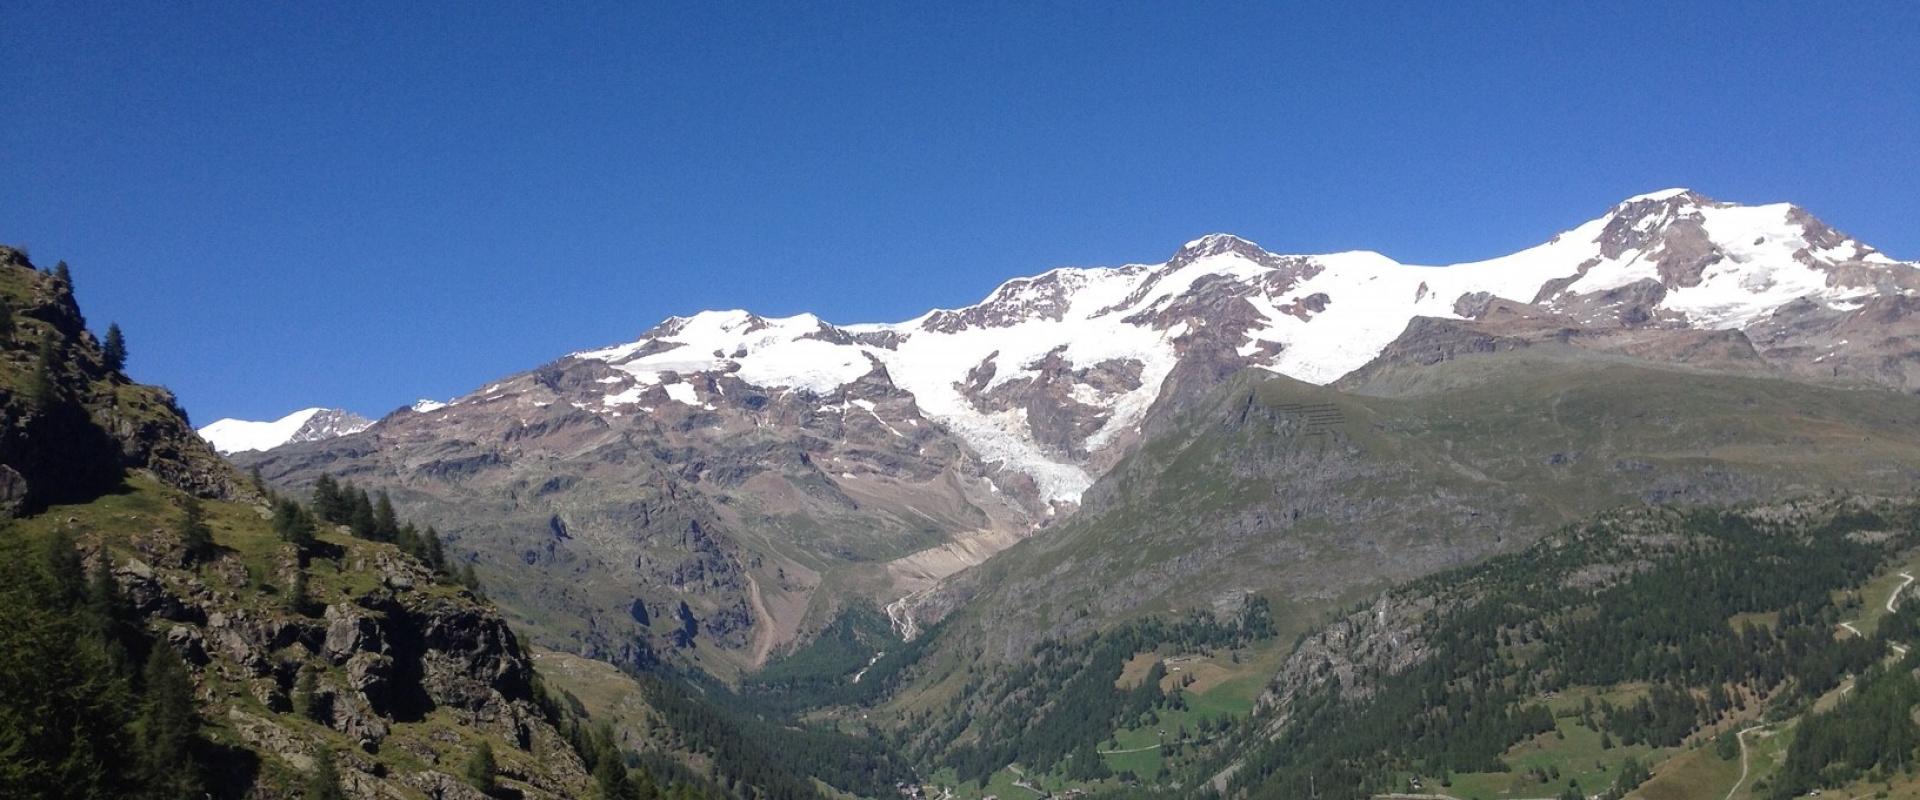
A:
[0,246,240,515]
[0,248,686,799]
[237,190,1920,686]
[835,496,1920,800]
[918,347,1920,663]
[1215,497,1920,800]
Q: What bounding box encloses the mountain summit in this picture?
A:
[198,407,371,453]
[241,190,1920,673]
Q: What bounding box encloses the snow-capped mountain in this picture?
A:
[198,408,372,454]
[550,189,1913,502]
[238,189,1920,670]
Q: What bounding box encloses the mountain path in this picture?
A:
[1888,572,1915,613]
[1723,725,1768,800]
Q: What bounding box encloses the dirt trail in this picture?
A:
[1724,725,1768,800]
[743,573,777,666]
[1888,572,1916,613]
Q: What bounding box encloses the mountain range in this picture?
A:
[14,188,1920,800]
[200,407,374,454]
[227,189,1920,678]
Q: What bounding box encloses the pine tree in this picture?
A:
[311,475,344,522]
[424,527,447,572]
[272,499,316,550]
[178,496,214,562]
[465,739,498,793]
[349,490,377,540]
[373,491,400,542]
[101,323,126,372]
[83,552,133,673]
[0,299,13,340]
[29,333,59,407]
[0,534,131,798]
[308,745,347,800]
[53,260,72,288]
[135,646,202,799]
[396,522,421,559]
[42,530,88,610]
[286,566,310,615]
[595,755,633,800]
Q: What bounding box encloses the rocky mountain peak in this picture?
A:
[1173,232,1265,260]
[199,407,373,454]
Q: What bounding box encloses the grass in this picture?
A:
[1635,742,1741,800]
[7,473,572,798]
[1841,553,1920,637]
[1097,642,1283,778]
[1434,715,1664,800]
[1730,723,1795,800]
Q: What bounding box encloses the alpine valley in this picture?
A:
[15,188,1920,800]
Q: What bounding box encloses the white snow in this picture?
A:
[603,385,648,407]
[663,382,699,405]
[555,190,1916,504]
[411,399,448,413]
[579,311,874,393]
[198,408,325,454]
[1623,187,1693,203]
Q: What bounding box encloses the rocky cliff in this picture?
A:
[0,246,243,515]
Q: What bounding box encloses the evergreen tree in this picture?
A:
[286,566,310,615]
[466,739,498,793]
[135,646,202,799]
[29,334,59,407]
[397,522,425,560]
[349,490,377,540]
[311,475,345,523]
[272,499,316,550]
[373,491,400,542]
[101,323,126,373]
[424,527,447,572]
[0,299,13,340]
[53,260,72,288]
[42,530,88,609]
[595,755,630,800]
[0,534,131,798]
[178,496,214,562]
[308,745,347,800]
[83,553,133,673]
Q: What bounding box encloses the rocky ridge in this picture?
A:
[0,246,245,516]
[200,408,375,454]
[244,190,1919,673]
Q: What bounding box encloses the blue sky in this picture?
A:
[4,2,1916,423]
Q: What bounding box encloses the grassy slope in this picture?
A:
[9,475,589,798]
[853,350,1920,796]
[939,352,1920,667]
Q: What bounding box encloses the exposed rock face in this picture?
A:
[242,190,1920,674]
[0,247,246,516]
[928,352,1920,662]
[101,526,590,798]
[1260,591,1442,723]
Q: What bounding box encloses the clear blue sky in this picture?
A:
[4,2,1916,423]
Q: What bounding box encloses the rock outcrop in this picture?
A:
[0,246,246,516]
